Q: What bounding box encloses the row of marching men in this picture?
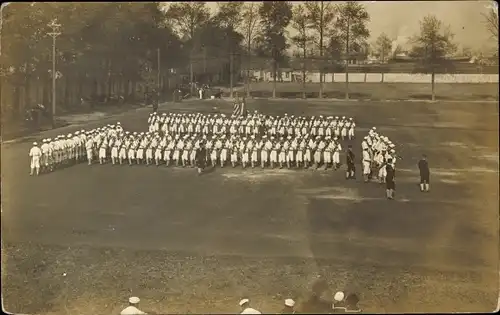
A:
[28,123,126,175]
[29,123,348,174]
[147,111,356,141]
[90,131,345,170]
[361,127,399,199]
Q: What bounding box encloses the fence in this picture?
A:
[248,70,499,84]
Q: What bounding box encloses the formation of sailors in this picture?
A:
[147,111,356,141]
[29,111,406,181]
[361,127,399,187]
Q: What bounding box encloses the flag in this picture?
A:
[232,100,247,117]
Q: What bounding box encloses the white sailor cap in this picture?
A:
[239,298,250,306]
[390,149,395,153]
[372,127,377,130]
[129,297,140,304]
[334,291,345,302]
[33,142,38,145]
[285,299,295,307]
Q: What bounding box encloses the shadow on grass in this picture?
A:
[2,120,70,142]
[409,94,433,100]
[474,94,499,100]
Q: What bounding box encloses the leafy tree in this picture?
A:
[334,1,370,99]
[240,2,261,97]
[291,4,313,98]
[213,2,243,97]
[165,2,210,94]
[410,15,456,101]
[304,1,336,98]
[1,2,182,122]
[373,33,392,82]
[256,1,292,98]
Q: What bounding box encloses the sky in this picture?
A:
[166,1,498,53]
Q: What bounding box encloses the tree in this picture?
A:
[482,4,498,55]
[304,1,336,98]
[214,2,243,98]
[240,2,260,97]
[335,1,370,99]
[373,33,392,82]
[291,4,313,99]
[1,2,182,122]
[256,1,292,98]
[325,35,343,82]
[410,15,456,101]
[165,2,210,94]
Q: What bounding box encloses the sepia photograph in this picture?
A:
[1,1,498,314]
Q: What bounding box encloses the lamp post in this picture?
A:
[47,19,61,128]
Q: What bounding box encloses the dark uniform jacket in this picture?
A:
[386,164,395,182]
[195,147,207,168]
[347,150,355,165]
[418,159,429,177]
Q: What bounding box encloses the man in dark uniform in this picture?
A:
[195,142,207,175]
[151,89,159,112]
[418,154,430,192]
[385,159,396,199]
[346,145,356,179]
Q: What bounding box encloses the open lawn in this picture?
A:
[227,82,499,101]
[1,98,499,314]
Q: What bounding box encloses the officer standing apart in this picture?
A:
[385,159,396,199]
[195,142,207,175]
[346,144,356,180]
[418,154,430,192]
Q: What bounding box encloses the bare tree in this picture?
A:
[304,1,336,98]
[335,1,370,99]
[373,33,392,82]
[240,2,261,97]
[291,4,313,99]
[482,4,498,55]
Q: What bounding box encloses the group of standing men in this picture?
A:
[146,111,357,172]
[360,127,399,199]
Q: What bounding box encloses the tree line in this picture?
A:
[1,1,498,119]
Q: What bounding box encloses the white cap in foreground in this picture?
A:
[285,299,295,307]
[239,298,250,306]
[334,291,345,302]
[129,297,140,304]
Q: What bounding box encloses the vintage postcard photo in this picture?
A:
[1,1,498,314]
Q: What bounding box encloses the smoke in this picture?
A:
[366,1,494,51]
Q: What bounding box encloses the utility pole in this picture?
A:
[203,46,207,73]
[47,19,61,128]
[157,48,160,101]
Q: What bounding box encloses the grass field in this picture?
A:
[226,82,499,101]
[1,97,499,314]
